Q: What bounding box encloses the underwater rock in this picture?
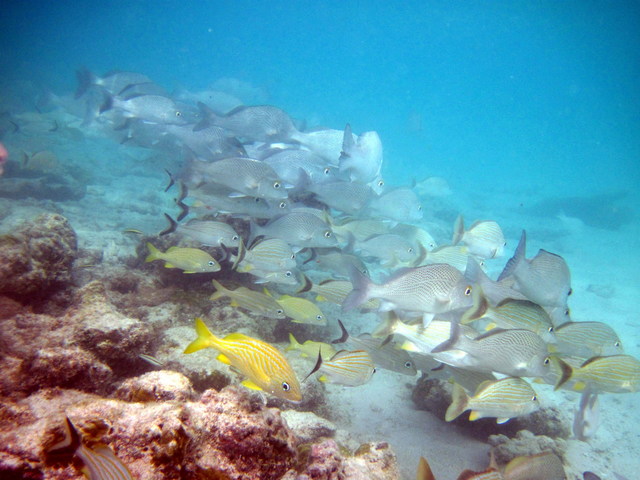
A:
[488,430,568,464]
[0,213,77,300]
[345,442,400,480]
[115,371,196,403]
[281,409,337,443]
[411,376,452,419]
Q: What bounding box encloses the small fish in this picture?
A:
[138,354,165,368]
[356,233,425,267]
[573,389,600,441]
[503,452,566,480]
[308,252,369,280]
[308,180,375,215]
[413,176,452,197]
[339,124,383,184]
[145,243,221,273]
[461,287,556,343]
[184,318,301,401]
[420,244,483,272]
[312,279,380,309]
[210,279,285,319]
[122,228,144,235]
[498,231,572,309]
[250,268,302,286]
[445,377,540,423]
[330,218,391,243]
[333,319,417,376]
[102,93,187,125]
[160,214,242,248]
[250,212,337,250]
[262,148,338,189]
[432,325,552,378]
[233,237,297,273]
[369,187,423,222]
[555,354,640,393]
[552,321,623,358]
[286,333,337,359]
[48,417,134,479]
[452,215,506,259]
[75,67,152,97]
[304,349,376,386]
[269,292,326,326]
[343,264,473,321]
[391,223,438,251]
[188,157,288,200]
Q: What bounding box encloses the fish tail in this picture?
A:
[342,264,372,312]
[331,319,350,344]
[460,285,489,324]
[416,457,436,480]
[498,230,526,281]
[286,333,301,352]
[552,356,574,390]
[247,220,263,247]
[231,238,246,271]
[184,317,216,354]
[159,213,178,236]
[145,242,162,263]
[445,383,469,421]
[75,67,96,99]
[431,322,461,354]
[210,279,228,301]
[371,311,399,339]
[452,214,465,245]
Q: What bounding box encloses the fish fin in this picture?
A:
[452,214,464,245]
[230,300,239,307]
[302,349,324,383]
[145,242,161,262]
[318,375,328,383]
[241,379,263,391]
[422,312,435,328]
[231,238,246,271]
[400,340,420,352]
[573,381,587,392]
[496,417,510,424]
[209,279,227,301]
[216,353,231,365]
[552,356,574,390]
[296,274,313,294]
[331,319,350,344]
[340,123,354,158]
[460,285,489,324]
[468,411,481,421]
[315,294,327,302]
[445,383,469,421]
[159,213,178,236]
[342,264,373,311]
[182,270,197,274]
[184,318,215,354]
[163,262,177,269]
[416,456,436,480]
[286,333,300,352]
[228,192,247,198]
[431,322,460,354]
[223,332,251,341]
[371,311,399,338]
[498,230,526,281]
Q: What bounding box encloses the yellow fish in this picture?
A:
[268,291,326,325]
[145,242,220,273]
[556,354,640,393]
[286,333,337,359]
[305,349,376,386]
[184,318,302,402]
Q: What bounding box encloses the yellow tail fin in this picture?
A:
[145,242,162,263]
[445,383,469,422]
[184,318,215,354]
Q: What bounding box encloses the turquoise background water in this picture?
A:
[3,1,639,193]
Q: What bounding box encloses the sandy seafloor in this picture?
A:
[0,96,638,480]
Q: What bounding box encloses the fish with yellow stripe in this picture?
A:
[304,349,376,386]
[286,333,337,359]
[551,321,623,358]
[555,354,640,394]
[184,317,302,401]
[145,242,221,273]
[446,377,540,424]
[210,279,286,319]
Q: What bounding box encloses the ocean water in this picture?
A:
[2,1,639,479]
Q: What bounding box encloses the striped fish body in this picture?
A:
[274,294,326,325]
[331,219,391,243]
[486,299,556,343]
[76,443,134,480]
[286,333,337,359]
[346,334,417,376]
[446,377,539,423]
[252,212,337,249]
[184,318,302,401]
[457,468,504,480]
[554,321,623,358]
[460,219,506,259]
[210,280,285,319]
[421,245,474,272]
[145,243,221,273]
[308,180,374,214]
[503,452,566,480]
[237,238,296,272]
[344,263,473,314]
[319,350,376,386]
[178,220,241,248]
[356,233,420,267]
[567,355,640,393]
[313,280,380,309]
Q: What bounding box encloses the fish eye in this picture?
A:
[279,201,287,208]
[565,308,570,316]
[254,197,261,203]
[323,167,331,175]
[285,271,292,277]
[208,261,216,266]
[372,368,377,374]
[568,288,573,296]
[417,205,422,211]
[324,231,332,238]
[273,181,281,189]
[408,247,414,253]
[404,361,413,369]
[377,180,384,187]
[290,254,296,259]
[316,314,323,320]
[532,395,537,401]
[543,357,551,365]
[361,268,368,274]
[276,309,284,315]
[232,235,239,241]
[281,381,290,391]
[464,286,472,296]
[429,243,435,249]
[615,341,621,347]
[548,327,554,333]
[175,111,182,117]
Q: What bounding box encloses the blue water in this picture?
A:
[4,1,639,192]
[2,2,640,478]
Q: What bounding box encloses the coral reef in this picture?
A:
[0,213,77,300]
[488,430,568,464]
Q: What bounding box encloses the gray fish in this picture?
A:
[306,251,368,279]
[188,157,288,200]
[498,231,572,309]
[339,124,383,184]
[356,233,424,267]
[369,187,423,222]
[333,319,417,376]
[464,257,529,305]
[432,325,552,378]
[161,123,246,161]
[343,263,474,319]
[573,389,600,441]
[160,214,241,248]
[75,67,152,97]
[308,180,374,215]
[452,215,506,259]
[290,127,353,163]
[197,103,298,142]
[234,237,297,273]
[552,321,623,358]
[190,185,290,219]
[103,94,188,125]
[250,212,337,250]
[261,148,338,189]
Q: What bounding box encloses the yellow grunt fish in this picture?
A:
[145,242,221,273]
[556,354,640,394]
[305,349,376,386]
[286,333,337,359]
[184,317,302,402]
[210,280,285,319]
[268,291,326,325]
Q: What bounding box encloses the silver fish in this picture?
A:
[369,187,423,222]
[452,215,506,259]
[290,127,353,163]
[498,231,572,309]
[262,148,338,189]
[356,233,424,267]
[343,264,473,319]
[75,67,152,97]
[305,349,376,386]
[188,157,288,200]
[552,321,623,358]
[234,237,297,273]
[161,215,241,248]
[103,94,188,125]
[250,212,337,250]
[308,180,374,215]
[339,124,383,184]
